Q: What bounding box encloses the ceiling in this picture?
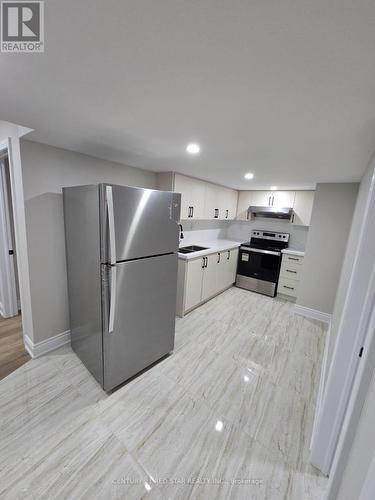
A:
[1,0,375,189]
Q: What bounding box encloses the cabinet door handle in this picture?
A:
[225,209,229,219]
[227,250,230,260]
[205,257,208,268]
[246,210,250,220]
[202,257,205,268]
[217,253,221,263]
[286,269,297,274]
[191,206,194,218]
[288,257,299,261]
[214,208,219,219]
[284,285,295,290]
[188,206,192,218]
[291,213,295,223]
[268,196,271,206]
[272,195,275,206]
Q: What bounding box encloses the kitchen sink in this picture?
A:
[179,245,209,254]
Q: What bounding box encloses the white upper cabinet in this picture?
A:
[237,190,295,215]
[204,183,238,220]
[249,191,274,207]
[292,191,315,226]
[164,173,238,221]
[204,183,222,219]
[174,174,206,220]
[224,188,238,220]
[236,191,253,220]
[236,189,315,226]
[271,191,295,208]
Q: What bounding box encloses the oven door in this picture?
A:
[236,246,282,296]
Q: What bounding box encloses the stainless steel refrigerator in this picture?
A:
[63,183,181,391]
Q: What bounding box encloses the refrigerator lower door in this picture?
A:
[102,253,177,391]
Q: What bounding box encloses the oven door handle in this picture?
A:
[240,246,281,256]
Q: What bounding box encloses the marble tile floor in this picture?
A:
[0,287,328,499]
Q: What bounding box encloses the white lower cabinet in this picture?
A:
[184,257,204,311]
[201,253,220,301]
[277,253,304,300]
[176,247,239,317]
[222,248,239,289]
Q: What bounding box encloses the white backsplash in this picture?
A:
[180,219,309,251]
[179,220,228,245]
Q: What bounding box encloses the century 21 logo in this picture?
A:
[1,1,44,52]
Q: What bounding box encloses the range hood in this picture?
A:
[248,206,293,220]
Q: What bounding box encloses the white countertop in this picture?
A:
[281,248,305,257]
[178,239,242,260]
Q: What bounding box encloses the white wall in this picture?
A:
[328,168,374,371]
[296,183,358,315]
[20,140,156,344]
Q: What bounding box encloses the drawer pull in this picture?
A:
[283,285,295,290]
[286,269,297,274]
[287,257,300,261]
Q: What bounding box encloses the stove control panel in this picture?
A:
[250,230,289,242]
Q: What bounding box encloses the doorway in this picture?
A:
[0,150,29,379]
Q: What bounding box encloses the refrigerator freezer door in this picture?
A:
[101,184,181,263]
[102,253,177,391]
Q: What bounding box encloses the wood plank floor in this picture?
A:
[0,314,30,381]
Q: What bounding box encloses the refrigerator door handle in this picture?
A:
[108,265,116,333]
[106,185,116,265]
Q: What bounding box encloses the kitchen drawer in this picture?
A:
[280,261,302,281]
[282,254,304,266]
[277,277,298,298]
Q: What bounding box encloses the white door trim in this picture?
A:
[0,122,34,344]
[325,285,375,499]
[310,160,375,477]
[359,451,375,500]
[0,154,18,317]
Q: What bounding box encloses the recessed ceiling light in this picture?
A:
[244,173,254,180]
[186,143,200,154]
[270,186,277,190]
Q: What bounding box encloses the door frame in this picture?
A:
[0,121,34,347]
[359,451,375,500]
[309,160,375,495]
[325,283,375,499]
[0,151,18,317]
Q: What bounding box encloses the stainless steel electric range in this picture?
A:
[236,230,290,297]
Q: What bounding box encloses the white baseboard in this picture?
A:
[294,304,332,324]
[310,319,332,449]
[24,330,71,358]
